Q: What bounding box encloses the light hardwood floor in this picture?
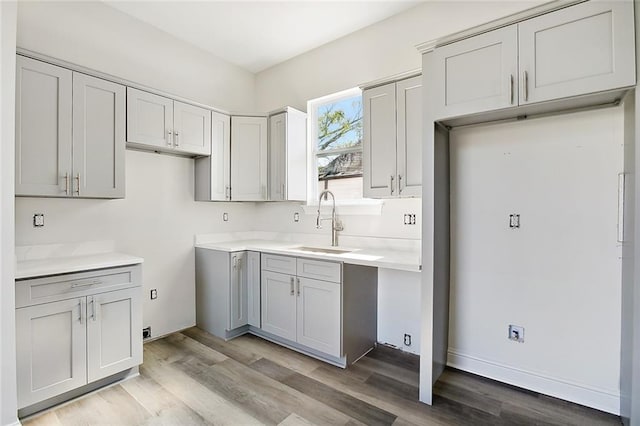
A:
[22,327,621,425]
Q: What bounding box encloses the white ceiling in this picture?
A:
[104,1,422,73]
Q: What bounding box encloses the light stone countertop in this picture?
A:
[195,239,421,272]
[15,252,144,280]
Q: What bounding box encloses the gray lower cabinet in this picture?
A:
[260,253,376,366]
[16,55,126,198]
[15,265,142,413]
[195,249,260,339]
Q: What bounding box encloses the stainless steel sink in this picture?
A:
[293,246,353,255]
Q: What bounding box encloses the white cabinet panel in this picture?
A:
[15,56,72,197]
[268,108,307,202]
[126,87,173,149]
[87,288,142,382]
[396,76,422,197]
[269,112,287,201]
[433,25,518,119]
[16,298,87,408]
[296,277,341,357]
[73,73,125,198]
[231,116,268,201]
[519,1,635,104]
[195,111,230,201]
[247,251,261,328]
[363,82,397,198]
[261,270,297,341]
[173,101,211,156]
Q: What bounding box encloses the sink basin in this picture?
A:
[293,246,353,255]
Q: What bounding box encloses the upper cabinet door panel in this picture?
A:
[363,82,397,198]
[15,56,72,197]
[210,111,231,201]
[433,25,518,120]
[269,112,287,201]
[396,76,422,198]
[173,101,212,156]
[230,116,268,201]
[126,87,173,149]
[519,1,636,105]
[72,73,126,199]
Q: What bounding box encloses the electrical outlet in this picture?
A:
[143,327,151,339]
[33,213,44,227]
[294,212,300,222]
[508,324,524,343]
[404,334,412,346]
[150,289,158,300]
[509,214,521,229]
[223,212,229,222]
[404,214,416,225]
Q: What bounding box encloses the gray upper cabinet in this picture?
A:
[16,56,125,198]
[15,56,73,197]
[268,108,307,202]
[363,76,422,198]
[432,1,635,120]
[518,1,636,105]
[363,82,397,198]
[73,73,126,198]
[195,111,231,201]
[433,26,518,120]
[127,87,211,157]
[230,116,268,201]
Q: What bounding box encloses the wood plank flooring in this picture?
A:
[22,327,622,425]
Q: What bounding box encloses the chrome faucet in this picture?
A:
[316,190,343,247]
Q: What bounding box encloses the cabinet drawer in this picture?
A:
[296,258,341,283]
[261,253,297,275]
[16,265,141,308]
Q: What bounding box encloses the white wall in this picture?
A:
[14,1,258,339]
[448,107,624,413]
[1,2,18,425]
[254,1,545,112]
[17,1,255,112]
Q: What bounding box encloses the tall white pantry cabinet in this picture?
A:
[15,56,125,198]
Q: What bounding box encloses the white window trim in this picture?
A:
[306,87,382,215]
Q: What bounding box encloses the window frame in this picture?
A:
[307,87,364,205]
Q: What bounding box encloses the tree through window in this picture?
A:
[311,89,363,201]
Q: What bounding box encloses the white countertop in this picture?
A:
[16,252,144,280]
[195,239,421,272]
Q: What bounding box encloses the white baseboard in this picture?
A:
[447,349,620,415]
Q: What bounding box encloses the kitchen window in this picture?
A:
[308,88,363,203]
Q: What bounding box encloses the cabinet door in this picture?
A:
[173,101,212,156]
[247,251,261,328]
[86,288,142,383]
[231,116,268,201]
[363,82,397,198]
[518,1,635,105]
[15,56,72,197]
[296,277,341,357]
[261,271,297,341]
[396,76,422,198]
[16,298,87,408]
[211,111,231,200]
[269,112,287,201]
[433,25,518,119]
[229,252,248,330]
[126,87,174,149]
[72,73,126,198]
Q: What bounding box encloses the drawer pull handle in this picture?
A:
[296,278,300,296]
[78,300,83,324]
[71,280,102,288]
[290,277,294,296]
